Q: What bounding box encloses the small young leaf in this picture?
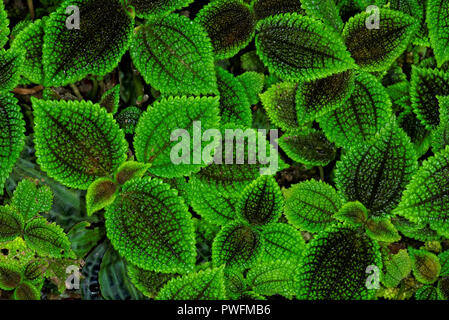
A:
[114,161,150,186]
[431,96,449,153]
[251,0,305,20]
[0,263,22,291]
[382,249,412,288]
[0,206,23,242]
[156,267,226,300]
[256,13,355,81]
[128,264,176,299]
[300,0,344,31]
[23,217,72,258]
[427,0,449,67]
[13,282,40,300]
[105,178,196,273]
[212,222,263,271]
[99,85,120,114]
[365,218,401,243]
[86,177,118,216]
[334,201,368,227]
[11,179,53,221]
[260,223,304,262]
[343,8,418,72]
[415,285,439,300]
[24,260,47,282]
[409,247,441,284]
[284,179,342,233]
[195,0,256,59]
[32,98,128,190]
[116,106,142,135]
[236,72,265,106]
[236,175,283,226]
[43,0,134,86]
[130,13,217,96]
[127,0,193,18]
[0,48,24,92]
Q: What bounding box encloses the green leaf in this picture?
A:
[13,282,40,300]
[67,222,104,258]
[236,71,265,106]
[296,70,355,125]
[278,128,336,166]
[300,0,344,31]
[0,263,22,290]
[410,67,449,129]
[128,264,176,299]
[343,8,418,72]
[259,223,305,262]
[365,217,401,243]
[318,72,393,148]
[114,161,150,186]
[32,98,128,190]
[130,13,217,96]
[256,13,355,81]
[251,0,305,21]
[116,106,142,135]
[216,67,252,127]
[42,0,134,86]
[247,260,298,298]
[236,175,283,226]
[438,277,449,300]
[86,177,118,216]
[223,269,246,299]
[284,179,342,233]
[0,48,24,92]
[134,96,220,178]
[0,0,9,48]
[99,85,120,114]
[212,222,263,271]
[415,285,439,300]
[10,19,45,84]
[0,206,23,242]
[260,82,300,132]
[439,250,449,277]
[334,201,368,227]
[127,0,193,18]
[23,217,73,258]
[395,146,449,237]
[409,247,441,284]
[0,93,25,195]
[23,260,47,282]
[392,216,441,242]
[335,121,418,217]
[195,0,256,59]
[156,267,226,300]
[431,96,449,153]
[297,226,382,300]
[427,0,449,67]
[11,179,53,221]
[105,177,196,273]
[382,249,412,288]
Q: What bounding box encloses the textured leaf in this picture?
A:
[335,121,418,217]
[23,260,47,282]
[284,179,342,232]
[32,98,128,190]
[260,82,300,131]
[0,263,22,290]
[278,128,336,166]
[43,0,134,86]
[0,1,9,48]
[409,247,441,284]
[256,13,355,81]
[195,0,256,59]
[99,85,120,114]
[216,67,252,127]
[134,96,220,178]
[296,70,355,125]
[251,0,305,20]
[395,146,449,237]
[0,48,24,92]
[67,222,104,258]
[128,264,176,299]
[247,260,298,298]
[223,269,246,299]
[116,106,142,135]
[212,222,263,271]
[13,282,40,300]
[438,277,449,300]
[86,177,118,216]
[0,206,23,242]
[260,223,304,262]
[410,67,449,129]
[431,96,449,153]
[113,161,150,186]
[439,250,449,277]
[427,0,449,67]
[10,19,45,84]
[365,218,401,243]
[11,179,53,221]
[236,72,265,106]
[236,175,283,226]
[415,285,439,300]
[105,178,196,273]
[318,72,393,148]
[382,249,412,288]
[334,201,368,227]
[343,8,418,72]
[0,93,25,194]
[130,13,217,96]
[156,267,226,300]
[392,216,441,242]
[127,0,193,18]
[300,0,344,31]
[23,217,72,258]
[297,227,382,300]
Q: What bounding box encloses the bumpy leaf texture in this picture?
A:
[116,106,142,135]
[343,8,418,72]
[415,285,439,300]
[134,96,220,178]
[114,161,150,186]
[296,227,382,300]
[395,146,449,238]
[251,0,305,21]
[318,72,393,148]
[32,98,128,190]
[99,85,120,114]
[195,0,256,59]
[86,177,118,216]
[0,48,24,92]
[260,223,304,262]
[0,206,23,242]
[382,249,411,288]
[0,263,22,291]
[105,178,196,273]
[365,217,401,243]
[127,0,194,18]
[13,282,40,300]
[128,264,176,299]
[11,179,53,221]
[236,72,265,106]
[409,247,441,284]
[439,250,449,277]
[0,1,8,48]
[256,13,355,81]
[284,179,342,232]
[300,0,344,31]
[431,96,449,153]
[0,93,25,194]
[156,268,226,300]
[130,13,217,96]
[392,216,441,242]
[334,201,368,227]
[427,0,449,67]
[335,121,417,217]
[390,0,425,45]
[43,0,134,86]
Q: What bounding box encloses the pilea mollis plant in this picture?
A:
[1,0,449,301]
